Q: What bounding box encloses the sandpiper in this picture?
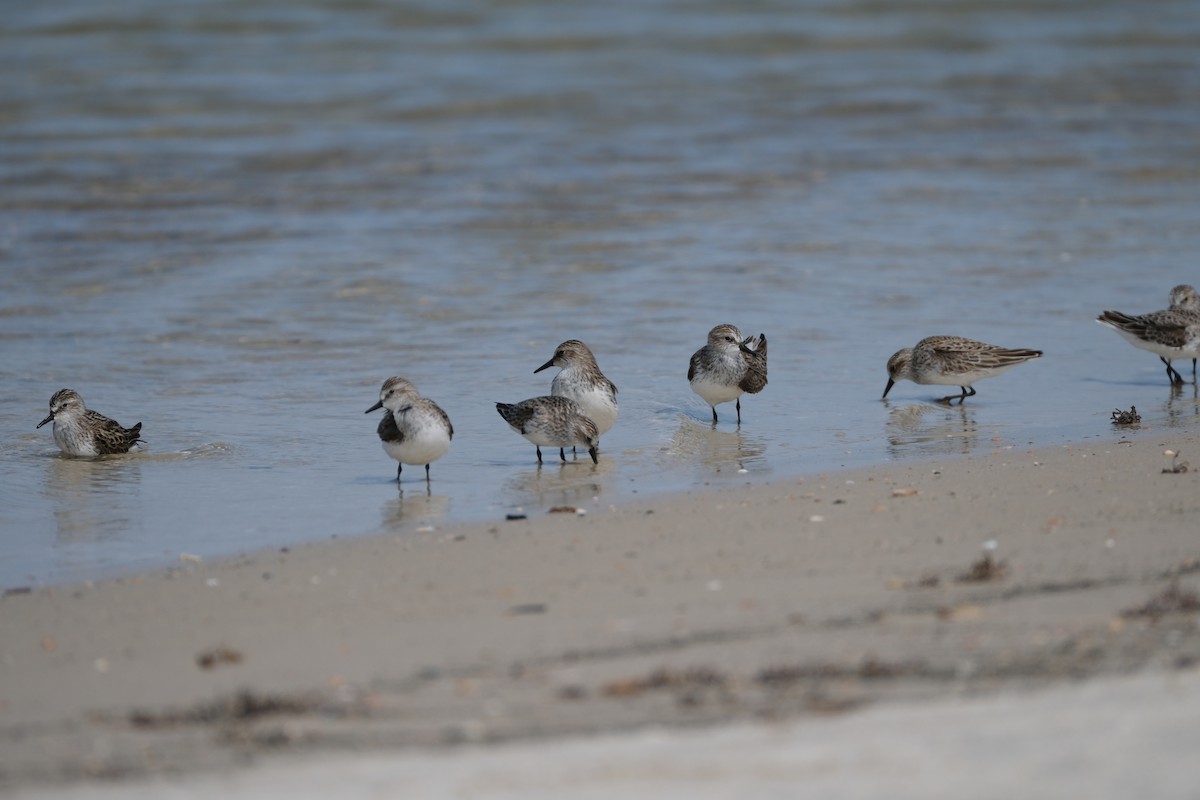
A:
[534,339,618,446]
[36,388,143,456]
[1097,286,1200,384]
[882,336,1043,404]
[365,377,453,482]
[687,324,768,424]
[1170,284,1200,380]
[496,395,599,464]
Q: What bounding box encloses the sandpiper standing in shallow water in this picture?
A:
[496,396,599,464]
[688,324,768,424]
[1097,285,1200,385]
[365,377,453,482]
[1170,284,1200,380]
[535,339,617,450]
[36,388,143,456]
[882,336,1043,404]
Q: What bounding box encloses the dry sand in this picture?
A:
[15,670,1200,799]
[2,424,1199,793]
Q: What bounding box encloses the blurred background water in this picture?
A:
[2,0,1199,587]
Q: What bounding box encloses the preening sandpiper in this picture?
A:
[1097,285,1200,385]
[882,336,1043,404]
[687,324,768,424]
[365,377,453,482]
[535,339,618,447]
[36,388,143,456]
[496,395,599,465]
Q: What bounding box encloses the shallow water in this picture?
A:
[3,0,1199,587]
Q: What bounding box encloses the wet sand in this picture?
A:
[3,426,1199,792]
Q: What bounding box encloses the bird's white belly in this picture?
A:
[382,427,450,465]
[519,425,579,448]
[560,387,617,434]
[54,424,98,457]
[920,365,1013,386]
[690,373,744,406]
[1106,326,1189,359]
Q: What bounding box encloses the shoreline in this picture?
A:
[3,426,1199,789]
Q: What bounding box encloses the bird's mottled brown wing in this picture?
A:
[1098,310,1195,349]
[496,402,536,433]
[376,410,404,444]
[738,334,768,394]
[927,336,1041,371]
[87,411,143,454]
[429,400,454,440]
[687,348,703,382]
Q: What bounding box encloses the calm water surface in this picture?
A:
[3,0,1200,586]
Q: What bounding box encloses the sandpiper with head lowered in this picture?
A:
[37,388,143,456]
[688,324,768,425]
[535,339,617,454]
[1097,285,1200,385]
[365,377,453,482]
[882,336,1043,404]
[496,395,599,465]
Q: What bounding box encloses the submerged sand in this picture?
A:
[2,426,1199,792]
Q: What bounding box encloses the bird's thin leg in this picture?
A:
[396,463,402,482]
[1162,357,1183,385]
[559,448,567,462]
[736,398,742,424]
[424,463,431,482]
[536,446,543,464]
[710,407,718,425]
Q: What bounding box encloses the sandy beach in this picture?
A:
[3,425,1199,794]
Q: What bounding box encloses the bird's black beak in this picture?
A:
[534,358,555,374]
[37,412,54,429]
[882,378,895,400]
[365,401,383,414]
[588,447,598,465]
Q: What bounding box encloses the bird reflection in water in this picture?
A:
[1164,380,1200,426]
[503,456,611,512]
[667,417,766,473]
[886,403,980,459]
[380,486,450,530]
[46,454,142,544]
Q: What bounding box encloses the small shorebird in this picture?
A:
[1171,284,1200,380]
[496,396,599,465]
[688,324,768,424]
[1097,285,1200,385]
[882,336,1043,404]
[365,377,453,482]
[36,388,143,456]
[535,339,618,453]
